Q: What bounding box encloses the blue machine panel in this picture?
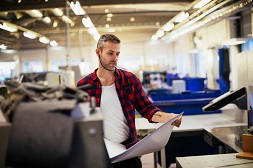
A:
[150,91,221,115]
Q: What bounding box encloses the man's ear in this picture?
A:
[95,48,100,56]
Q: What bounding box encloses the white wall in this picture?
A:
[195,20,231,90]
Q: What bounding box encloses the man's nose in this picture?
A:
[112,54,118,60]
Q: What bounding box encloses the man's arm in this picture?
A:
[151,111,182,127]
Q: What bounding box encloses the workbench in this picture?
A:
[176,153,253,168]
[135,113,248,168]
[175,125,252,168]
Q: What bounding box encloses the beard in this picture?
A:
[99,57,117,71]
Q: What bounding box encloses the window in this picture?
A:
[23,61,43,73]
[0,62,15,83]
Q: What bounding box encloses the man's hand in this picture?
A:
[151,111,182,127]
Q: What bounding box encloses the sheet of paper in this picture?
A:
[0,108,6,123]
[104,138,127,158]
[105,112,183,163]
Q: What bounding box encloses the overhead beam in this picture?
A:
[0,0,193,11]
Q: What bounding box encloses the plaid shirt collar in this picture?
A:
[90,68,121,81]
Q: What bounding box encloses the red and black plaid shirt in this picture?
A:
[77,68,160,148]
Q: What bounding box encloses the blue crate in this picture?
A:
[185,77,205,91]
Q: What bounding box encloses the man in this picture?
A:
[77,34,182,168]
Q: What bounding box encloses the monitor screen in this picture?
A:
[202,87,247,111]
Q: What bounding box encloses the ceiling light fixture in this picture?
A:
[163,0,252,43]
[151,35,158,41]
[107,13,113,18]
[42,16,52,24]
[155,30,164,38]
[51,8,64,16]
[70,1,86,15]
[150,0,217,42]
[193,0,212,9]
[82,17,93,28]
[163,22,174,31]
[25,10,43,18]
[14,12,23,19]
[174,11,189,23]
[80,7,100,41]
[50,40,58,47]
[0,22,17,32]
[0,44,7,50]
[93,34,100,41]
[53,20,58,27]
[39,37,50,44]
[62,15,75,26]
[130,17,135,22]
[88,27,99,36]
[0,20,58,48]
[51,8,74,26]
[23,31,37,39]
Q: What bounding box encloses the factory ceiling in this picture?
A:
[0,0,252,51]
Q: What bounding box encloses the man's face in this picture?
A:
[99,41,120,71]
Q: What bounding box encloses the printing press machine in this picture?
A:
[0,82,113,168]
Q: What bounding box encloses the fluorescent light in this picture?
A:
[61,15,75,26]
[93,34,100,41]
[151,35,158,41]
[42,17,52,24]
[52,8,63,16]
[174,11,189,23]
[23,31,37,39]
[107,13,113,18]
[155,30,164,38]
[1,49,17,53]
[53,20,58,27]
[25,10,43,18]
[82,17,93,28]
[0,23,17,32]
[70,1,86,15]
[0,44,7,50]
[193,0,211,9]
[163,22,174,31]
[88,27,99,35]
[39,37,50,44]
[50,40,58,47]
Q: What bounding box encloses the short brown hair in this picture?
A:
[97,34,121,51]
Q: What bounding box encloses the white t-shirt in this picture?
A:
[100,84,130,143]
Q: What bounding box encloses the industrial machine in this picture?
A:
[203,51,253,160]
[0,81,112,168]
